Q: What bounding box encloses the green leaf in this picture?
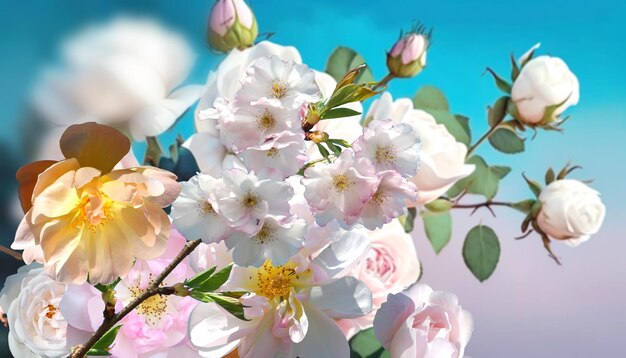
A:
[209,293,249,321]
[510,53,520,81]
[185,266,217,288]
[321,107,362,120]
[488,96,510,127]
[324,83,380,112]
[413,86,450,112]
[398,207,417,233]
[201,265,233,292]
[455,115,472,143]
[325,47,374,84]
[317,143,331,159]
[422,211,452,254]
[429,110,471,147]
[447,156,505,200]
[488,127,525,154]
[90,325,122,354]
[87,348,112,356]
[424,198,453,212]
[349,328,389,358]
[462,225,501,281]
[490,165,511,179]
[485,68,512,93]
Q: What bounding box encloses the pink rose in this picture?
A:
[374,283,473,358]
[337,220,420,338]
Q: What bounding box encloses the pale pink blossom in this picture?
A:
[302,150,379,227]
[374,283,473,358]
[171,174,232,243]
[240,131,309,178]
[217,169,293,234]
[237,56,320,110]
[210,0,255,37]
[226,215,307,267]
[354,118,420,177]
[359,171,417,230]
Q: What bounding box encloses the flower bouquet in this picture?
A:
[0,1,606,357]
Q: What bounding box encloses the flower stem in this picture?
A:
[466,118,504,157]
[69,239,202,358]
[373,73,395,91]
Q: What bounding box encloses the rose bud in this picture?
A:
[536,179,605,247]
[386,31,428,78]
[511,53,579,126]
[208,0,258,52]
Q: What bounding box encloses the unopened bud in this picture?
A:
[307,131,329,144]
[387,32,428,78]
[208,0,258,52]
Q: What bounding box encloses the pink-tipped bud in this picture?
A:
[387,32,428,78]
[208,0,258,52]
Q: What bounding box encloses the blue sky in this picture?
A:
[0,0,625,356]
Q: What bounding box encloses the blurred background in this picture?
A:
[0,0,624,356]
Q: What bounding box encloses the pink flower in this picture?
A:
[374,283,473,358]
[302,150,379,227]
[216,168,293,234]
[337,220,420,339]
[353,119,420,178]
[359,171,417,230]
[60,229,199,357]
[240,131,309,179]
[390,33,427,65]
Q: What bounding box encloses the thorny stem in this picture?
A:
[69,239,202,358]
[452,200,514,216]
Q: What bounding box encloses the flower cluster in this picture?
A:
[0,4,608,358]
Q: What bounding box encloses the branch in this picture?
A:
[69,239,202,358]
[452,201,513,216]
[0,245,22,261]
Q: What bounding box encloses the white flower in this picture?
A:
[354,118,420,177]
[217,96,301,151]
[240,131,309,179]
[195,41,302,131]
[226,215,307,267]
[0,265,69,357]
[188,241,233,274]
[303,150,379,227]
[511,45,580,125]
[217,169,293,234]
[536,179,606,246]
[170,174,232,243]
[238,55,320,111]
[188,239,372,357]
[359,170,417,230]
[33,17,201,140]
[374,283,473,358]
[369,93,475,206]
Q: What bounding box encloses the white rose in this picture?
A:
[536,179,606,246]
[511,48,579,125]
[0,265,69,357]
[369,93,474,206]
[33,17,202,140]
